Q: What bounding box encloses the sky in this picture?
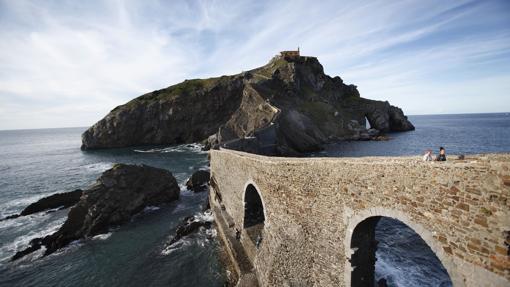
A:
[0,0,509,130]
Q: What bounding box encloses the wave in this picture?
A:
[161,227,217,255]
[143,206,161,213]
[133,143,206,154]
[160,210,216,255]
[0,217,66,264]
[161,237,193,255]
[194,210,214,223]
[375,218,452,287]
[0,193,61,219]
[80,162,113,173]
[92,232,112,241]
[170,202,194,214]
[376,253,451,287]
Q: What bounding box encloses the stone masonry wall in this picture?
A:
[209,149,510,287]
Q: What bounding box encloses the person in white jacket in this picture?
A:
[423,149,433,161]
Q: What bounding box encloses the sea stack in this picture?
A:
[12,164,180,260]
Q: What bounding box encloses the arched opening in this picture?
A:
[364,116,372,129]
[243,184,265,244]
[350,216,452,287]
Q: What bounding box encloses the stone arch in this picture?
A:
[343,207,462,287]
[242,180,266,243]
[364,115,372,129]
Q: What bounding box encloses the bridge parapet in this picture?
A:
[209,149,510,286]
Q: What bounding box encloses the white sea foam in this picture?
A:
[194,210,214,223]
[133,148,159,153]
[69,239,83,246]
[161,238,193,255]
[160,210,216,256]
[0,193,53,217]
[0,217,65,263]
[171,202,194,214]
[81,162,113,173]
[143,206,161,213]
[178,182,188,192]
[92,232,112,240]
[10,246,47,266]
[0,217,25,230]
[45,206,65,213]
[134,143,206,154]
[376,253,436,287]
[205,228,217,238]
[375,217,453,287]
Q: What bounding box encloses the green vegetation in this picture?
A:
[119,76,226,111]
[112,163,123,170]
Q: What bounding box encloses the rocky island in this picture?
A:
[81,51,414,155]
[12,164,180,261]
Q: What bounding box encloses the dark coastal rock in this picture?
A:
[20,189,83,216]
[1,214,20,221]
[377,278,388,287]
[11,238,43,261]
[168,214,212,245]
[186,170,210,192]
[81,55,414,155]
[12,164,180,261]
[367,128,380,137]
[373,135,391,141]
[1,190,83,221]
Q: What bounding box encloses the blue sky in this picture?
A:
[0,0,509,130]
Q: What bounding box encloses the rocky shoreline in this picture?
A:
[12,164,180,261]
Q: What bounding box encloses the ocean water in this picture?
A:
[317,113,510,157]
[375,218,452,287]
[0,113,508,287]
[0,128,225,287]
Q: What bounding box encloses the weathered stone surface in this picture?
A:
[12,164,179,260]
[186,170,210,192]
[20,189,83,216]
[1,190,83,221]
[209,150,510,287]
[81,55,414,155]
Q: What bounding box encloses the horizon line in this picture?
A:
[1,111,508,132]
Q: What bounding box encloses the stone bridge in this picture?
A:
[209,149,510,287]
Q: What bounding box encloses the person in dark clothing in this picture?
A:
[436,147,446,161]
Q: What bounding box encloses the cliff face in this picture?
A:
[81,55,414,155]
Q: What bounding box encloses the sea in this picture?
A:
[0,113,509,287]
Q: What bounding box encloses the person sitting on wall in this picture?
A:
[436,147,446,161]
[423,149,433,161]
[255,234,262,248]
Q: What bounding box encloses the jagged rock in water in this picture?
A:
[367,128,380,137]
[21,189,83,216]
[1,190,83,221]
[167,213,213,246]
[12,164,179,261]
[377,278,388,287]
[186,170,210,192]
[81,54,414,155]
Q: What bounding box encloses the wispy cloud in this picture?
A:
[0,0,509,129]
